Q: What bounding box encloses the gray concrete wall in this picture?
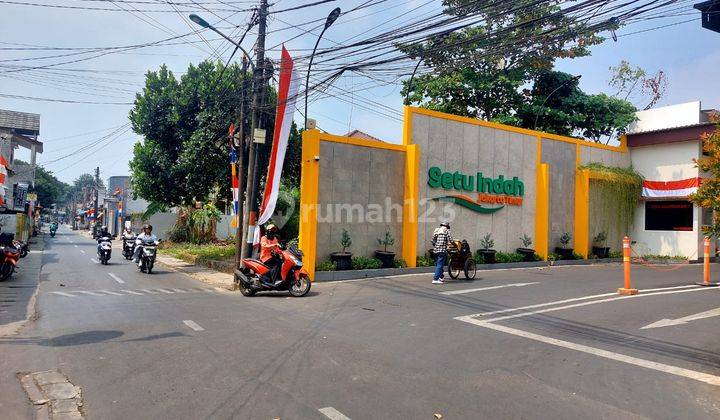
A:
[412,113,538,255]
[541,139,577,251]
[579,146,631,167]
[315,141,405,262]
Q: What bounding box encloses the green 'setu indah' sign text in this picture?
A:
[427,167,524,196]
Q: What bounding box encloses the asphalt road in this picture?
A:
[1,225,720,419]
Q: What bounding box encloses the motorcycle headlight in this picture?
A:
[290,255,302,266]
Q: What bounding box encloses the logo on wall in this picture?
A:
[427,166,524,214]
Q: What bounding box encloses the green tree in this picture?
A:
[400,1,635,141]
[33,166,68,208]
[129,61,275,209]
[690,114,720,237]
[608,60,668,110]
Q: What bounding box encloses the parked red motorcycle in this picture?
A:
[0,246,20,281]
[235,246,311,297]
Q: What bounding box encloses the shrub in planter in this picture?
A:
[554,232,574,260]
[375,230,396,268]
[591,231,609,258]
[330,229,353,270]
[516,234,536,262]
[477,233,496,264]
[351,256,382,270]
[416,255,434,267]
[316,260,337,271]
[495,252,525,263]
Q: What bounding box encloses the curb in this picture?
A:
[314,258,625,282]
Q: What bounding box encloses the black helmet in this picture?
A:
[440,221,450,229]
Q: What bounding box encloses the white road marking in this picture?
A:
[78,291,104,296]
[641,307,720,329]
[183,320,205,331]
[51,292,76,297]
[439,282,538,295]
[80,250,86,254]
[90,258,99,264]
[456,315,720,387]
[477,284,699,317]
[475,286,717,324]
[319,407,352,420]
[156,289,174,294]
[108,273,125,284]
[74,245,78,248]
[98,290,123,296]
[140,289,159,294]
[171,288,188,293]
[121,290,143,295]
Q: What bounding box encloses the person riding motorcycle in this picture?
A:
[259,224,282,286]
[95,225,111,254]
[133,224,158,265]
[122,227,135,240]
[49,220,58,232]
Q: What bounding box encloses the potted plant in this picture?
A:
[516,234,536,262]
[554,232,574,260]
[375,230,396,268]
[592,231,610,259]
[329,229,353,270]
[477,233,497,264]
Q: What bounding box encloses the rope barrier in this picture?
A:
[629,246,693,272]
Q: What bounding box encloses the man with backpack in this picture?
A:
[432,221,454,284]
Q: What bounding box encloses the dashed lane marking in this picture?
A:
[80,250,86,254]
[108,273,125,284]
[49,287,220,298]
[74,245,78,248]
[319,407,352,420]
[90,258,99,264]
[183,320,205,331]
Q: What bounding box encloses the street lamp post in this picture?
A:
[189,14,256,72]
[533,74,581,131]
[304,7,341,128]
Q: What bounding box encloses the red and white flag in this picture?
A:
[253,46,301,245]
[642,178,700,198]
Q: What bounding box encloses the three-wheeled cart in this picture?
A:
[447,240,477,279]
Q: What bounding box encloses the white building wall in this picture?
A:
[630,141,701,259]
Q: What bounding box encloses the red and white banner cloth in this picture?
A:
[642,177,701,198]
[0,155,8,206]
[253,46,301,245]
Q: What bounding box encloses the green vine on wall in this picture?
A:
[579,162,644,234]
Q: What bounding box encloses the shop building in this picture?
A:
[627,101,717,259]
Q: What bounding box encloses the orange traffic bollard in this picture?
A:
[618,236,638,295]
[697,236,719,287]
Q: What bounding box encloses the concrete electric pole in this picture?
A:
[93,166,100,235]
[240,0,268,260]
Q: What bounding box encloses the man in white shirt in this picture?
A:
[133,224,158,263]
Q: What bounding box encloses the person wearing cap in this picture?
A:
[431,221,454,284]
[260,224,282,286]
[133,224,157,264]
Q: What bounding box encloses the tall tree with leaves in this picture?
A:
[691,114,720,237]
[400,1,635,140]
[129,60,276,209]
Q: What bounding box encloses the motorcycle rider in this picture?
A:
[121,226,136,255]
[259,224,282,286]
[95,225,111,254]
[133,224,158,265]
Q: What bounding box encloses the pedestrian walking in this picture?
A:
[432,221,453,284]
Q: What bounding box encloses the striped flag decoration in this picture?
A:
[642,178,701,198]
[0,155,8,206]
[253,46,300,245]
[230,147,239,229]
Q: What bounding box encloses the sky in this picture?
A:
[0,0,717,184]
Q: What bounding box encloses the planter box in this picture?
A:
[478,249,497,264]
[592,246,610,259]
[516,248,536,262]
[330,252,353,270]
[375,250,396,268]
[554,247,575,260]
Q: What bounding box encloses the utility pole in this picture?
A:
[93,166,100,235]
[235,57,248,272]
[240,0,268,259]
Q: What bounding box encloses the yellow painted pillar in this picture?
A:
[299,129,320,280]
[534,163,550,260]
[402,144,420,267]
[574,169,590,259]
